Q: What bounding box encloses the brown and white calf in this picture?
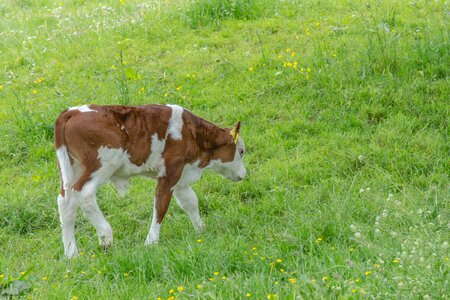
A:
[54,104,246,257]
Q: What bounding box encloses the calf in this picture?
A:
[54,104,246,257]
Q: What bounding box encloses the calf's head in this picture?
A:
[209,122,246,181]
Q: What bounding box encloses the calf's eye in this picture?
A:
[239,148,244,157]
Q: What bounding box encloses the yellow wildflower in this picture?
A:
[291,52,295,57]
[168,289,174,294]
[213,271,219,276]
[364,271,371,276]
[124,273,129,277]
[222,276,227,280]
[32,90,38,94]
[70,296,78,300]
[393,259,399,264]
[208,277,214,282]
[196,284,203,289]
[355,279,360,283]
[352,289,357,293]
[274,281,279,285]
[196,239,202,243]
[64,274,69,279]
[167,297,174,300]
[249,67,253,72]
[252,247,257,251]
[246,293,251,298]
[177,286,183,292]
[91,254,96,258]
[33,77,44,84]
[322,276,328,281]
[20,272,25,276]
[288,278,297,284]
[373,263,380,268]
[0,85,3,91]
[175,85,182,91]
[276,258,282,263]
[279,268,285,273]
[42,276,48,281]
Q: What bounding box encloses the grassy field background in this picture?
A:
[0,0,448,299]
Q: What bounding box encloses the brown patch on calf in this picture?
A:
[182,109,237,167]
[210,143,237,163]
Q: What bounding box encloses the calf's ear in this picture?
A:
[229,121,241,144]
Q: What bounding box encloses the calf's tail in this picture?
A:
[54,110,77,191]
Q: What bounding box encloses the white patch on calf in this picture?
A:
[175,160,203,187]
[147,134,166,177]
[68,105,97,113]
[94,133,166,182]
[166,104,183,141]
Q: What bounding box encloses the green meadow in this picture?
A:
[0,0,448,299]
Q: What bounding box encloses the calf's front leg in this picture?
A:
[173,185,204,233]
[145,180,173,245]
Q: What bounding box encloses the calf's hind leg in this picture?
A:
[58,189,79,258]
[79,182,113,248]
[75,162,121,249]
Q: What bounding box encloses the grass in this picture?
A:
[0,0,448,299]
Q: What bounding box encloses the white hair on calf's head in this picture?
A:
[208,135,246,182]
